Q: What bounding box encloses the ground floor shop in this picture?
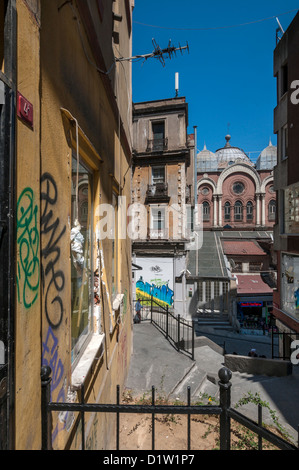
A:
[234,273,275,336]
[237,299,275,336]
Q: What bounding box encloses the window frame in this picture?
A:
[111,190,119,300]
[151,165,165,185]
[224,201,231,221]
[71,153,95,368]
[234,200,243,221]
[202,201,210,221]
[246,201,253,221]
[268,199,276,221]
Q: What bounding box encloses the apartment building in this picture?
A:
[273,11,299,357]
[0,0,134,450]
[131,97,194,316]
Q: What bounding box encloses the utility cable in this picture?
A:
[133,8,298,31]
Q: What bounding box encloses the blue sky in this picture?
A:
[131,1,298,161]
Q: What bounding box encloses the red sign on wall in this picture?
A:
[17,92,33,128]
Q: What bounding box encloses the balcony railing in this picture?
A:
[146,138,168,152]
[148,228,169,239]
[146,182,169,200]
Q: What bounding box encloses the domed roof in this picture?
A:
[215,135,251,165]
[255,139,277,170]
[197,144,218,171]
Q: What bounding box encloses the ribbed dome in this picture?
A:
[255,139,277,170]
[215,135,251,165]
[197,144,218,171]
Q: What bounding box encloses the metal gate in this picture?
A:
[0,0,17,450]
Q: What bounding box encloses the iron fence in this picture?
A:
[134,298,195,360]
[271,329,299,360]
[41,366,298,451]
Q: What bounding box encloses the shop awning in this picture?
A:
[223,241,266,256]
[235,274,273,295]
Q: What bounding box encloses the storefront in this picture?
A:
[235,274,275,335]
[237,300,275,335]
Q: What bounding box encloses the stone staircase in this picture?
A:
[195,312,234,331]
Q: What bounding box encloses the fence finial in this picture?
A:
[41,365,52,382]
[218,367,232,384]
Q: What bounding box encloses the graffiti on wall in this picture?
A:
[41,173,66,329]
[16,187,40,309]
[136,277,174,307]
[42,325,73,440]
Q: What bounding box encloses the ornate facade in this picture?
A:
[197,135,277,230]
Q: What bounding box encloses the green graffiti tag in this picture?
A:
[16,187,40,308]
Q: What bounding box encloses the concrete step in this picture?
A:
[168,363,207,401]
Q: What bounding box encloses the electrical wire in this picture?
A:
[133,8,298,31]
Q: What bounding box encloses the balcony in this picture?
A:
[145,183,170,203]
[146,138,168,152]
[148,228,169,240]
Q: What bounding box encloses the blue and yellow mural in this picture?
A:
[136,277,174,308]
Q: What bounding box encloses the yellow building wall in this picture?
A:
[14,0,133,450]
[15,0,41,450]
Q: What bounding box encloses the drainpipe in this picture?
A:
[193,126,198,275]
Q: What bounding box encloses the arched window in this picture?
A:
[246,201,253,221]
[268,200,276,221]
[224,202,231,221]
[202,201,210,221]
[234,200,243,221]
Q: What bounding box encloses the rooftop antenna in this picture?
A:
[276,17,285,44]
[175,72,179,97]
[116,39,189,67]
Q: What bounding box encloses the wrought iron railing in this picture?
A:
[41,366,298,450]
[146,138,168,152]
[134,297,195,360]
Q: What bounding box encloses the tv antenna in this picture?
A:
[116,39,189,67]
[276,17,285,43]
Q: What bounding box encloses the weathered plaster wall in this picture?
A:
[14,0,133,450]
[15,0,41,450]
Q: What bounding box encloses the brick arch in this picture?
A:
[197,177,217,193]
[216,163,261,195]
[261,174,274,193]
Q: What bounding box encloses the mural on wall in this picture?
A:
[16,187,40,309]
[135,257,174,308]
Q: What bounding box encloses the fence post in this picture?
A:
[177,314,181,352]
[192,321,195,361]
[166,305,169,340]
[41,365,52,450]
[150,295,153,323]
[218,367,232,451]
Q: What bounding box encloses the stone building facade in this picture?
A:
[197,135,277,230]
[273,11,299,359]
[186,135,277,332]
[132,98,194,315]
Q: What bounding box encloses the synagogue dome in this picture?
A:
[215,135,251,166]
[255,139,277,170]
[197,144,218,171]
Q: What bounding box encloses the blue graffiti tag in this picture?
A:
[136,278,174,306]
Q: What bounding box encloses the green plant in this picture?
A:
[234,391,294,444]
